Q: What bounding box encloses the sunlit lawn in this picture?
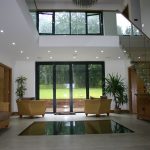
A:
[40,88,102,99]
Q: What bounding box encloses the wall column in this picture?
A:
[128,0,142,29]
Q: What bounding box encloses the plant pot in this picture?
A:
[114,108,121,114]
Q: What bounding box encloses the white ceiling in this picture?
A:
[0,0,128,62]
[26,0,124,4]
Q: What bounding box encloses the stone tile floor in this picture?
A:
[0,113,150,150]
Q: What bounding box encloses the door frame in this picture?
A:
[35,61,105,113]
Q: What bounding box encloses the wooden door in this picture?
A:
[0,63,12,111]
[0,66,4,102]
[128,66,145,113]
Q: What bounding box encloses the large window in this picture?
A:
[31,11,103,35]
[39,12,53,34]
[71,12,86,34]
[87,13,101,34]
[55,12,70,34]
[36,62,105,113]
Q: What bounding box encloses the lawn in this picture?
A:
[40,88,102,99]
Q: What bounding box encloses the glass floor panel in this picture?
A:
[19,120,134,136]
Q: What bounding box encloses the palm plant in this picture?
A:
[15,76,27,100]
[105,73,128,110]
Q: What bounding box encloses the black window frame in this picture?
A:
[31,10,103,35]
[38,11,53,34]
[35,61,105,113]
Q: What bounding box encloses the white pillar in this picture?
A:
[128,0,142,29]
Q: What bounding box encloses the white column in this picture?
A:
[128,0,142,29]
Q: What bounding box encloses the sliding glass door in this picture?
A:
[89,64,103,97]
[56,65,70,112]
[39,65,53,112]
[36,62,104,113]
[72,64,86,112]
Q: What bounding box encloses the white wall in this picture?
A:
[140,0,150,38]
[27,1,123,11]
[0,53,14,68]
[39,36,119,47]
[127,0,142,29]
[12,59,130,112]
[103,12,117,35]
[13,61,35,111]
[105,59,131,110]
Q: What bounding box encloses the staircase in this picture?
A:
[119,14,150,93]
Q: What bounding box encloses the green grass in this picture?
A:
[40,88,102,99]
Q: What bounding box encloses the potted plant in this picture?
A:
[105,73,128,113]
[15,76,27,100]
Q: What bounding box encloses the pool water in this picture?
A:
[19,120,133,135]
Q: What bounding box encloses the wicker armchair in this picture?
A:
[84,99,112,116]
[16,100,47,118]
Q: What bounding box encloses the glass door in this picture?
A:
[72,64,86,112]
[36,62,104,113]
[89,64,103,98]
[56,65,70,113]
[39,65,53,112]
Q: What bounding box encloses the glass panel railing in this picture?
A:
[102,11,142,36]
[115,11,150,93]
[116,13,141,36]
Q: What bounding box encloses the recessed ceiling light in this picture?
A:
[73,56,76,59]
[0,30,4,33]
[20,50,24,54]
[101,50,104,53]
[48,50,51,53]
[123,50,126,53]
[96,56,99,59]
[49,56,53,59]
[118,56,121,59]
[12,42,16,45]
[74,50,78,53]
[138,56,141,59]
[26,57,29,60]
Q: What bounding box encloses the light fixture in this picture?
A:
[0,30,4,33]
[73,0,98,7]
[20,50,24,54]
[12,42,16,45]
[73,56,76,59]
